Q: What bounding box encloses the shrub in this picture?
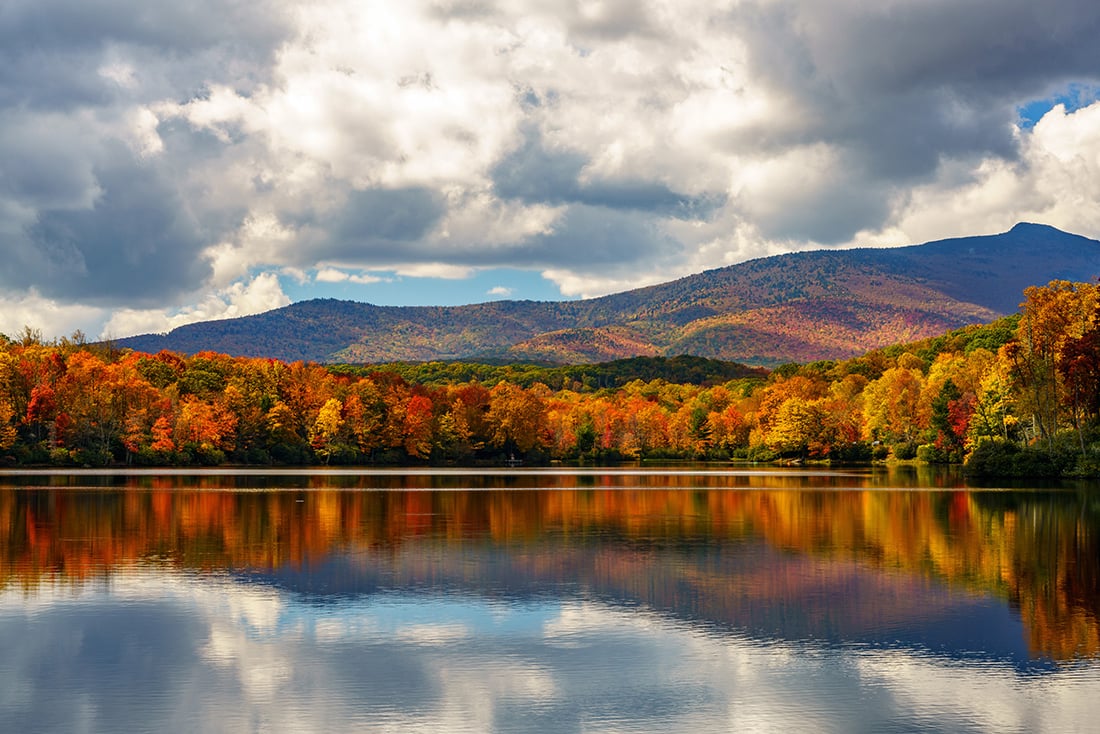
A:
[892,442,918,460]
[71,447,112,466]
[831,442,873,463]
[917,443,962,464]
[917,444,946,463]
[964,440,1077,477]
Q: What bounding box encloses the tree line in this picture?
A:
[0,280,1097,475]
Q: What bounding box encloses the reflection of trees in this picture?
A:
[0,482,1096,661]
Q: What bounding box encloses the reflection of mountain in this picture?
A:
[0,482,1097,661]
[242,543,1038,669]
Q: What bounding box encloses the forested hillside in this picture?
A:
[114,223,1100,366]
[5,280,1100,476]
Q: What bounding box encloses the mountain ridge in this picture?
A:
[115,223,1100,365]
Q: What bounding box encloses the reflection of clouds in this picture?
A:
[109,567,287,635]
[854,650,1094,733]
[1,571,1098,733]
[396,622,471,646]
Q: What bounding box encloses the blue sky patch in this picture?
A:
[1017,84,1099,128]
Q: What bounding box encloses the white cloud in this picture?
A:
[101,272,291,338]
[314,268,385,284]
[0,290,105,342]
[540,267,670,299]
[487,286,513,297]
[394,263,475,279]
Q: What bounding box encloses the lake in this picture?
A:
[0,466,1097,733]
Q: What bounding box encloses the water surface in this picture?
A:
[1,467,1097,733]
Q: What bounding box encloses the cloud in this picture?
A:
[487,286,513,297]
[2,0,1100,336]
[491,126,720,218]
[100,272,290,338]
[0,290,105,341]
[864,101,1100,246]
[315,268,385,285]
[14,150,213,306]
[394,263,475,279]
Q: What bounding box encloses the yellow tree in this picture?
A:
[310,397,345,463]
[1011,281,1099,444]
[765,397,823,457]
[755,375,827,437]
[486,382,549,454]
[434,400,473,460]
[0,398,15,453]
[862,356,926,444]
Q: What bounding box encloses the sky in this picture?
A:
[1,0,1099,340]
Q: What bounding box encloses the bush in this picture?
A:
[892,442,918,460]
[917,443,960,464]
[831,442,873,463]
[734,446,780,463]
[71,447,112,466]
[917,444,940,463]
[178,443,226,466]
[964,440,1077,478]
[134,447,177,466]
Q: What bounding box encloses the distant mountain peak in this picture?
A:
[114,225,1100,366]
[1010,221,1064,234]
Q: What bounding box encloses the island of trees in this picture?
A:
[1,280,1098,477]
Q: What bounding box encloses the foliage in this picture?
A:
[331,355,766,391]
[964,440,1077,478]
[3,280,1100,475]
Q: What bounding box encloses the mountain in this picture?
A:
[115,223,1100,366]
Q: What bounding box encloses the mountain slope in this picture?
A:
[115,223,1100,365]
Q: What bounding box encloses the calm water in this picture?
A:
[1,466,1098,733]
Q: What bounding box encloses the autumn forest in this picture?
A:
[1,280,1099,477]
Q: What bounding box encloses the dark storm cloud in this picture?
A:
[437,204,676,272]
[0,0,290,58]
[7,152,212,306]
[0,119,99,210]
[334,187,447,243]
[303,192,674,274]
[714,0,1100,242]
[493,127,721,219]
[295,187,449,265]
[519,205,674,266]
[0,0,292,314]
[751,174,895,244]
[730,0,1100,175]
[0,0,291,111]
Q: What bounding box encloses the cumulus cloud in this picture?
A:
[1,0,1099,336]
[100,272,291,338]
[0,290,105,341]
[315,268,385,285]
